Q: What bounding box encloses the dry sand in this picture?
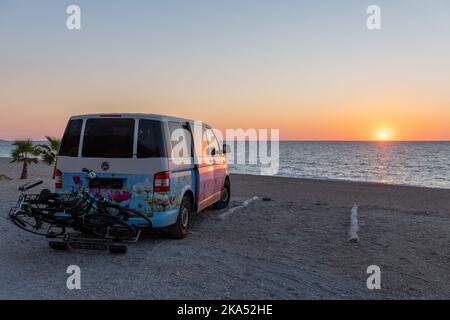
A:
[1,157,450,299]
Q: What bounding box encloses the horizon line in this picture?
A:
[1,138,450,143]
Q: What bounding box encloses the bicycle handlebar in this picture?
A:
[19,180,43,191]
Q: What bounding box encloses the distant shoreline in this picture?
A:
[0,140,47,143]
[1,139,450,143]
[1,156,448,191]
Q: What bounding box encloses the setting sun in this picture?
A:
[379,133,388,141]
[374,128,393,141]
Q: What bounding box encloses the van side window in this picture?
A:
[203,126,220,156]
[137,120,166,158]
[59,119,82,157]
[168,122,192,158]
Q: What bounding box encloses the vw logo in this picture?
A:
[101,161,110,171]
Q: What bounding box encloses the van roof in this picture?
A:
[69,113,197,123]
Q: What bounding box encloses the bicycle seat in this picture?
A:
[36,190,82,209]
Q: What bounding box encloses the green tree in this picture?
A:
[10,140,41,179]
[38,136,61,165]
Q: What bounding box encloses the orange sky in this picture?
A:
[2,97,449,141]
[1,1,450,141]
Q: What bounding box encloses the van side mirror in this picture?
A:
[206,147,216,156]
[223,143,231,154]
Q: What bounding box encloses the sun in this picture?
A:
[374,128,393,141]
[379,133,388,141]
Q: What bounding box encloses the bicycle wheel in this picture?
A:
[10,208,64,237]
[83,214,136,241]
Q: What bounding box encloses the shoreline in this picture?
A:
[2,156,450,217]
[1,156,449,192]
[233,172,450,191]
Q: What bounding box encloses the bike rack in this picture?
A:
[48,229,142,254]
[10,185,147,255]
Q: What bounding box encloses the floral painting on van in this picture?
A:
[59,171,195,218]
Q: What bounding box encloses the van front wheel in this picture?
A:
[167,196,192,239]
[214,179,231,209]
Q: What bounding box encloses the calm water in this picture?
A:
[1,141,450,189]
[228,141,450,189]
[0,141,46,158]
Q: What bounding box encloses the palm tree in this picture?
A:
[10,140,41,179]
[38,136,61,165]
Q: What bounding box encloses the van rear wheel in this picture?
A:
[214,179,230,209]
[167,195,192,239]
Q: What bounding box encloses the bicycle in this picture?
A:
[9,178,152,253]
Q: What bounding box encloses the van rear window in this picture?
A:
[59,119,82,157]
[82,119,134,158]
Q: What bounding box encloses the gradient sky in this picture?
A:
[1,0,450,140]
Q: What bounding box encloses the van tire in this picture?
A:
[214,179,231,209]
[167,195,192,239]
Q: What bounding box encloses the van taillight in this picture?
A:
[154,171,170,193]
[55,169,63,189]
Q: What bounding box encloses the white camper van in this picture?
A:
[55,113,230,238]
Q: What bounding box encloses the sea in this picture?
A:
[1,140,450,189]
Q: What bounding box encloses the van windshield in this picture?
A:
[82,118,135,158]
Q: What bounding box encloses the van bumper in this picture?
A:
[150,208,179,228]
[128,209,178,228]
[53,209,179,229]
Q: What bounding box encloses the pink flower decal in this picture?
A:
[109,190,132,203]
[73,176,83,186]
[72,176,83,191]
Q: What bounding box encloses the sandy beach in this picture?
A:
[1,157,450,299]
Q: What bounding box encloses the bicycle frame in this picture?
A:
[9,178,153,252]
